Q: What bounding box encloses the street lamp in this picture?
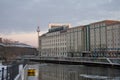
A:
[37,26,40,55]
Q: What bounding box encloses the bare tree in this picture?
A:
[2,38,19,44]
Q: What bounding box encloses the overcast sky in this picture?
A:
[0,0,120,46]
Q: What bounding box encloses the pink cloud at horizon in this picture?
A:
[1,31,45,47]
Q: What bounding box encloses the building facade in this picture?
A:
[106,22,120,51]
[40,24,86,57]
[66,26,85,57]
[40,24,70,57]
[40,20,120,57]
[89,20,120,57]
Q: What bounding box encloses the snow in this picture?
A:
[0,43,5,46]
[6,43,34,48]
[0,43,34,48]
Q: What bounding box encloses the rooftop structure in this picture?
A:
[48,24,71,33]
[49,23,71,29]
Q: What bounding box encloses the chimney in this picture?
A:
[0,38,2,43]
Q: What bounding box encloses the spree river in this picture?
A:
[39,63,120,80]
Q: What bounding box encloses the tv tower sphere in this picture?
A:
[37,26,40,32]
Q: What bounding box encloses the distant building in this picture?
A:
[0,43,4,60]
[0,41,37,61]
[39,20,120,57]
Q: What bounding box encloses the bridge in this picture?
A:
[21,55,120,68]
[13,56,120,80]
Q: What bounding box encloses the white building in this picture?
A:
[89,21,107,51]
[66,26,85,56]
[40,20,120,57]
[40,24,70,57]
[107,22,120,51]
[40,24,86,57]
[89,20,120,53]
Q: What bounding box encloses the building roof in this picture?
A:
[0,43,34,48]
[89,20,120,25]
[0,43,5,46]
[5,43,34,48]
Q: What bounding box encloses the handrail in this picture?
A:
[21,56,120,65]
[106,58,113,64]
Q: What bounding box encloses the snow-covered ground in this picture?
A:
[0,42,34,48]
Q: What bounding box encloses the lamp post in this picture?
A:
[37,26,40,55]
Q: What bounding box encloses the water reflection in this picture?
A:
[39,64,120,80]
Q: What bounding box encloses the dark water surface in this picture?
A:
[39,64,120,80]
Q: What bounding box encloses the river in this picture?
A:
[39,63,120,80]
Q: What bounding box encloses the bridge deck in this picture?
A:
[21,56,120,68]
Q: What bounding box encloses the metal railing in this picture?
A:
[0,60,27,80]
[22,55,120,65]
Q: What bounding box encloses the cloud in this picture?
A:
[0,0,120,33]
[0,0,120,46]
[1,31,46,47]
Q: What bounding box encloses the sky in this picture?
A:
[0,0,120,47]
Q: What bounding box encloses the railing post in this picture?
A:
[1,67,4,80]
[6,66,9,80]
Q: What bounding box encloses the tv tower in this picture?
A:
[37,26,40,55]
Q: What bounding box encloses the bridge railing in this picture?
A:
[22,55,120,65]
[24,56,110,63]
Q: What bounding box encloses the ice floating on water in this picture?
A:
[80,74,110,79]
